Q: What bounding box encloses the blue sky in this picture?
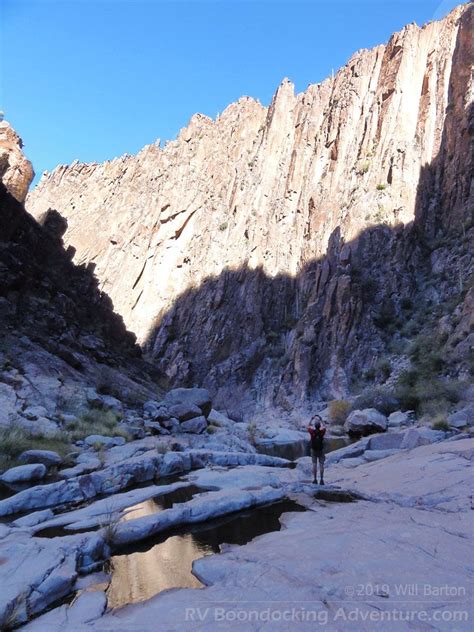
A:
[0,0,463,183]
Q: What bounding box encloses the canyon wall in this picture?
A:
[27,5,473,417]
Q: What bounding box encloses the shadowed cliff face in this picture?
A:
[0,180,164,417]
[26,5,473,415]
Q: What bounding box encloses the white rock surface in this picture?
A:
[0,463,47,484]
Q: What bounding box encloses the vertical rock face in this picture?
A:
[27,5,473,415]
[0,120,34,203]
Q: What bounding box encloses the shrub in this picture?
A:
[375,358,392,381]
[328,400,351,425]
[247,421,257,445]
[376,183,387,191]
[357,161,370,175]
[66,409,121,441]
[431,418,450,432]
[156,442,168,454]
[219,222,228,231]
[394,377,464,414]
[0,424,71,473]
[206,425,217,434]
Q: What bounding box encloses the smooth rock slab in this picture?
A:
[400,427,445,450]
[0,449,289,516]
[0,463,47,484]
[112,485,286,547]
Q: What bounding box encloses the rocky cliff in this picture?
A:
[27,4,473,417]
[0,120,34,203]
[0,141,162,439]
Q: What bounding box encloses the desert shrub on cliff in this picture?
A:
[328,400,351,425]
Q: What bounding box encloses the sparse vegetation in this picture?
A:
[100,505,122,546]
[431,417,450,432]
[0,424,71,473]
[356,160,370,175]
[219,222,228,231]
[156,442,168,454]
[206,425,217,434]
[328,399,351,425]
[247,421,257,445]
[376,183,387,191]
[65,409,123,442]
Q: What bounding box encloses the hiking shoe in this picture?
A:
[312,478,318,484]
[320,479,325,485]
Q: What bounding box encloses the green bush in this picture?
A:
[66,409,121,441]
[0,424,71,473]
[431,417,450,432]
[375,358,392,381]
[376,183,387,191]
[328,400,351,425]
[394,377,464,414]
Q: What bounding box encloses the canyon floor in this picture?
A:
[0,412,472,631]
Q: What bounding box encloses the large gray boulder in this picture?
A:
[180,415,208,434]
[163,388,212,418]
[344,408,388,436]
[448,405,474,429]
[388,410,414,427]
[1,463,47,484]
[19,449,62,468]
[168,402,202,421]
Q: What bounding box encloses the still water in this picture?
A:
[106,498,305,609]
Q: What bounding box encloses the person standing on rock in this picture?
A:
[308,415,326,485]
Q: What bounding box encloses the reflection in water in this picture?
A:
[107,533,207,608]
[106,499,305,610]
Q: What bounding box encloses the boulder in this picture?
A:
[84,434,126,448]
[344,409,388,437]
[161,417,180,433]
[367,432,404,451]
[168,402,202,421]
[180,415,208,434]
[99,395,123,415]
[207,409,235,427]
[143,400,170,422]
[163,388,212,418]
[22,405,49,421]
[18,449,62,468]
[388,410,414,427]
[448,405,474,429]
[400,428,445,450]
[1,463,47,484]
[144,421,170,435]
